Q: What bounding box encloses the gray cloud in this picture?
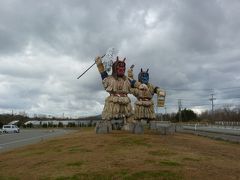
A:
[0,0,240,116]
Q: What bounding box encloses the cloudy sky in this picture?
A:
[0,0,240,117]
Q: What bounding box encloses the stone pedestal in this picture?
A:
[150,121,157,130]
[95,121,112,134]
[132,122,144,134]
[156,123,175,135]
[111,119,124,130]
[122,123,135,131]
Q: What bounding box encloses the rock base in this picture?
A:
[122,123,135,131]
[149,121,157,130]
[95,121,112,134]
[132,122,144,134]
[157,124,175,135]
[150,121,175,135]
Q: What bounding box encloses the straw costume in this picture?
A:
[128,68,166,121]
[96,56,134,122]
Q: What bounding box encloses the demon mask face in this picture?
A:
[112,56,126,77]
[138,68,149,84]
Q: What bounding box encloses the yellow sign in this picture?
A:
[157,96,165,107]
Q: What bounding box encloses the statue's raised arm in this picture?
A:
[95,56,135,133]
[95,56,108,80]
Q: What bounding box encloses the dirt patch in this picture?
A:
[0,128,239,179]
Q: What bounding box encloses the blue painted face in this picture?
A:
[138,69,149,84]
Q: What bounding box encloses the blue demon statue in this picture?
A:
[128,67,166,122]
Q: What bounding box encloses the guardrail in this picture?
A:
[182,124,240,136]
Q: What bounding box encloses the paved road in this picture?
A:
[180,129,240,143]
[182,125,240,136]
[177,125,240,143]
[152,123,240,143]
[0,129,75,153]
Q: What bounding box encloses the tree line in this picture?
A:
[1,106,240,128]
[159,106,240,123]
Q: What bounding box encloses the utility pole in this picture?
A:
[155,101,159,120]
[164,107,167,121]
[156,97,162,121]
[209,93,216,123]
[178,99,182,122]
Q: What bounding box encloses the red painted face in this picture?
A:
[116,62,125,77]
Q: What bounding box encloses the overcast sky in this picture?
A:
[0,0,240,117]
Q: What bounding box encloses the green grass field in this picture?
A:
[0,128,240,180]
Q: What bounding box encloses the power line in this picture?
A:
[165,86,240,91]
[217,86,240,90]
[166,97,209,101]
[165,88,213,91]
[216,89,240,93]
[216,97,240,100]
[161,86,240,114]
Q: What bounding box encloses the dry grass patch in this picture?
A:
[0,128,240,180]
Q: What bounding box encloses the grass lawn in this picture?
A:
[0,128,240,180]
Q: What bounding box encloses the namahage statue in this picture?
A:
[95,54,166,134]
[128,67,166,123]
[95,56,135,133]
